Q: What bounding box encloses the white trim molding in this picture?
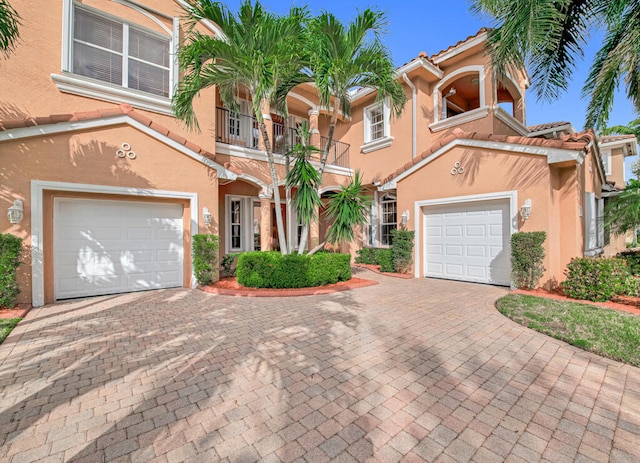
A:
[429,107,490,132]
[380,138,587,190]
[30,180,199,307]
[0,114,237,181]
[494,106,528,136]
[361,136,394,154]
[413,190,518,280]
[431,31,488,65]
[433,65,486,126]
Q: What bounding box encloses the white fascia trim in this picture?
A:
[31,180,199,307]
[51,73,174,116]
[494,106,528,136]
[350,58,443,104]
[0,114,237,180]
[380,138,584,190]
[174,0,225,37]
[413,190,518,279]
[429,106,490,132]
[431,32,488,65]
[215,142,353,177]
[360,136,394,154]
[599,138,639,156]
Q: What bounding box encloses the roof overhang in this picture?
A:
[527,123,576,138]
[599,137,639,157]
[379,137,588,191]
[0,115,238,181]
[431,31,488,65]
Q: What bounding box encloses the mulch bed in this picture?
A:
[0,304,31,320]
[200,276,378,297]
[353,263,413,279]
[512,288,640,316]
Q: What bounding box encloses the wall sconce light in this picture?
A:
[202,207,212,226]
[520,199,532,221]
[401,210,410,226]
[7,200,24,227]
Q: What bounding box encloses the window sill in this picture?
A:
[429,106,490,132]
[361,136,394,154]
[51,72,174,116]
[584,247,604,257]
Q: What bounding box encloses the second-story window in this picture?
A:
[72,5,171,97]
[364,101,390,145]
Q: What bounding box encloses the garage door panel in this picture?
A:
[54,198,184,300]
[424,199,511,286]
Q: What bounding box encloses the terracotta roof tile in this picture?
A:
[430,28,489,59]
[527,121,571,132]
[381,129,594,185]
[0,104,217,161]
[599,134,637,144]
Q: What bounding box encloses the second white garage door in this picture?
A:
[54,198,184,300]
[424,199,511,286]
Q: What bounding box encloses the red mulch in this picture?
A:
[353,263,413,279]
[200,276,378,297]
[0,304,31,319]
[512,288,640,316]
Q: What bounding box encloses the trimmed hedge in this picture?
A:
[391,229,414,274]
[355,247,394,272]
[563,257,628,302]
[0,233,23,308]
[192,234,219,286]
[237,251,351,288]
[617,249,640,276]
[511,231,546,289]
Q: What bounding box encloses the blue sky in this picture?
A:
[229,0,638,174]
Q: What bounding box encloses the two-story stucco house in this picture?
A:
[0,1,635,306]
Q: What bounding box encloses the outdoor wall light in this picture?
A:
[7,200,24,227]
[520,199,532,221]
[203,207,213,226]
[401,210,410,226]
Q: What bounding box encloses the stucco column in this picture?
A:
[260,196,272,251]
[308,109,320,149]
[259,99,273,152]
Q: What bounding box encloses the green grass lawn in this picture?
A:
[496,294,640,367]
[0,318,21,345]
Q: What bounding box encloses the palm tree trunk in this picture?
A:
[318,110,340,178]
[285,153,294,254]
[297,223,309,254]
[259,121,288,255]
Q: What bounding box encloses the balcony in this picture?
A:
[216,106,350,168]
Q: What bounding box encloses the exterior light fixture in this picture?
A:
[203,207,212,226]
[401,210,410,226]
[520,199,532,221]
[7,200,24,227]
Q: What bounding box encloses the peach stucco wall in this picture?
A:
[3,1,217,152]
[394,145,587,287]
[0,124,220,304]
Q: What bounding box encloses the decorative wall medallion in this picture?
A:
[116,142,136,160]
[450,161,464,176]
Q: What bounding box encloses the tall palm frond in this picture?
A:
[0,0,20,58]
[601,118,640,137]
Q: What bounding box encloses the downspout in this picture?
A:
[402,73,417,159]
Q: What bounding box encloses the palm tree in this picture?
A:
[0,0,20,57]
[174,0,308,255]
[292,9,406,253]
[605,179,640,243]
[471,0,640,131]
[602,118,640,138]
[324,171,372,247]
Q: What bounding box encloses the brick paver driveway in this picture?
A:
[1,270,639,463]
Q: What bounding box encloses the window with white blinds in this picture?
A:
[72,5,171,97]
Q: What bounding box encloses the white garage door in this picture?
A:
[424,199,511,286]
[54,198,184,300]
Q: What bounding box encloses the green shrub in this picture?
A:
[391,229,414,274]
[511,232,546,289]
[220,253,241,277]
[237,251,351,288]
[355,247,394,272]
[563,257,628,302]
[0,233,23,308]
[192,234,219,285]
[622,275,640,296]
[617,249,640,276]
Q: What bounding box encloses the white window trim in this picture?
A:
[584,191,604,256]
[379,193,397,247]
[361,100,393,153]
[225,195,256,253]
[58,0,178,115]
[30,180,199,307]
[601,150,612,176]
